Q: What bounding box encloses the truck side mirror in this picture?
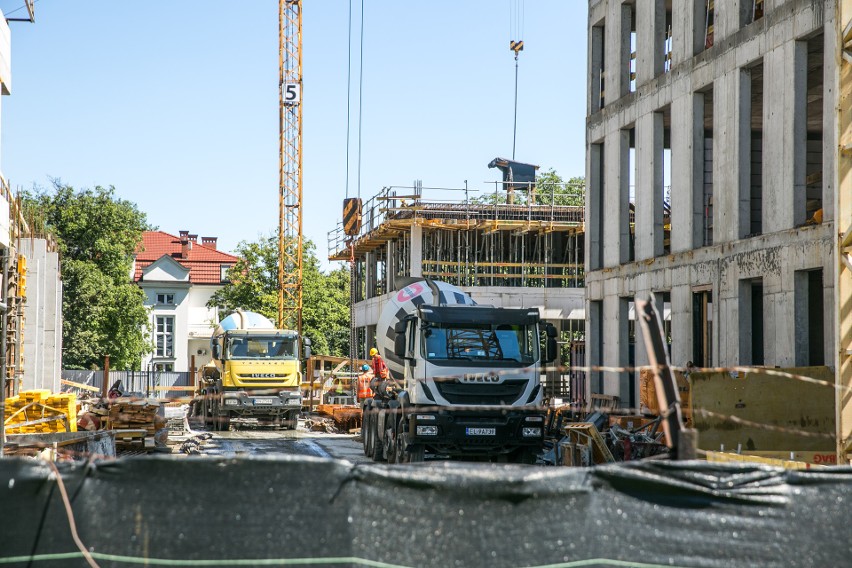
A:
[545,337,558,364]
[212,343,221,360]
[303,337,312,360]
[394,334,406,358]
[545,322,558,338]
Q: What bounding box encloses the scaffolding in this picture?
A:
[329,183,586,297]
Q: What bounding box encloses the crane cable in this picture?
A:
[510,0,524,160]
[345,0,352,198]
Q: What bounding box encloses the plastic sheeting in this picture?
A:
[1,456,850,567]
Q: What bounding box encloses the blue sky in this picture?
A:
[0,1,588,269]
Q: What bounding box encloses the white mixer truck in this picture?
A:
[362,279,557,463]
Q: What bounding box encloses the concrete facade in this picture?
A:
[20,239,62,393]
[586,0,837,410]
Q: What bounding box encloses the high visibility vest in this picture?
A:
[357,373,373,400]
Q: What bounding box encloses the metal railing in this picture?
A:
[328,182,585,259]
[61,370,193,400]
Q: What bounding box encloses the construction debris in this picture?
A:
[306,415,339,433]
[544,405,668,467]
[316,404,362,432]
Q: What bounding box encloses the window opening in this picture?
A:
[155,316,175,358]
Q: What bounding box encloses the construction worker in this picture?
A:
[357,364,374,404]
[370,347,388,380]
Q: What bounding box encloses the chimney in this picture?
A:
[179,230,189,239]
[202,236,218,249]
[180,235,192,259]
[188,234,198,244]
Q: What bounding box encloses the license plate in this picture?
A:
[254,398,274,405]
[466,427,496,436]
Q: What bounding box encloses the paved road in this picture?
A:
[187,420,372,463]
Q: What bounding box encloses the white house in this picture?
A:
[133,230,239,373]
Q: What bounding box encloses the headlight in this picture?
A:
[416,425,438,436]
[224,399,240,406]
[522,427,542,437]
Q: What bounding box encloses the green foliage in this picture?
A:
[535,170,585,207]
[206,234,280,319]
[471,169,585,206]
[207,234,351,357]
[23,181,152,370]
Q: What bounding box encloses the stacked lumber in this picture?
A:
[4,390,77,434]
[109,398,161,448]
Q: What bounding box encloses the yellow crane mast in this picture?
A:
[278,0,304,335]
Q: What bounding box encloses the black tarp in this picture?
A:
[1,456,851,567]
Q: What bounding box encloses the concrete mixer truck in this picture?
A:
[363,279,557,463]
[192,310,311,430]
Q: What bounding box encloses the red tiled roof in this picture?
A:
[134,231,240,285]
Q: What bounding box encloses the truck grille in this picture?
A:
[435,379,527,405]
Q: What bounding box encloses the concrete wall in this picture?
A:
[586,0,837,408]
[20,239,62,393]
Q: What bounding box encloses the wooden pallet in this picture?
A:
[564,422,615,464]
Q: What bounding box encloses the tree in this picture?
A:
[471,169,585,206]
[535,170,585,207]
[23,181,152,370]
[207,234,351,357]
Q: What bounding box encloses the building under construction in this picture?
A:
[328,175,586,399]
[585,0,852,462]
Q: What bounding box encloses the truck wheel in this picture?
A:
[408,443,425,463]
[211,399,220,431]
[363,411,373,456]
[385,425,398,464]
[370,416,385,462]
[394,421,407,463]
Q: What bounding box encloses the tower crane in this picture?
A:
[278,0,303,335]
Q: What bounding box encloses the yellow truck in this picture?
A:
[193,310,311,430]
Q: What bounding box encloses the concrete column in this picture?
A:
[587,142,604,270]
[605,0,632,103]
[763,268,794,368]
[365,252,376,299]
[588,23,604,114]
[602,295,625,399]
[671,93,704,252]
[586,299,603,397]
[409,224,422,278]
[713,69,751,243]
[672,0,705,66]
[822,17,837,222]
[763,41,807,232]
[714,0,748,45]
[603,129,630,267]
[670,283,693,367]
[636,0,665,84]
[635,111,664,260]
[386,241,396,291]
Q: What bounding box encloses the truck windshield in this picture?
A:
[226,336,297,360]
[422,323,538,364]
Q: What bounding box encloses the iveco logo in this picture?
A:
[248,373,279,378]
[460,373,500,383]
